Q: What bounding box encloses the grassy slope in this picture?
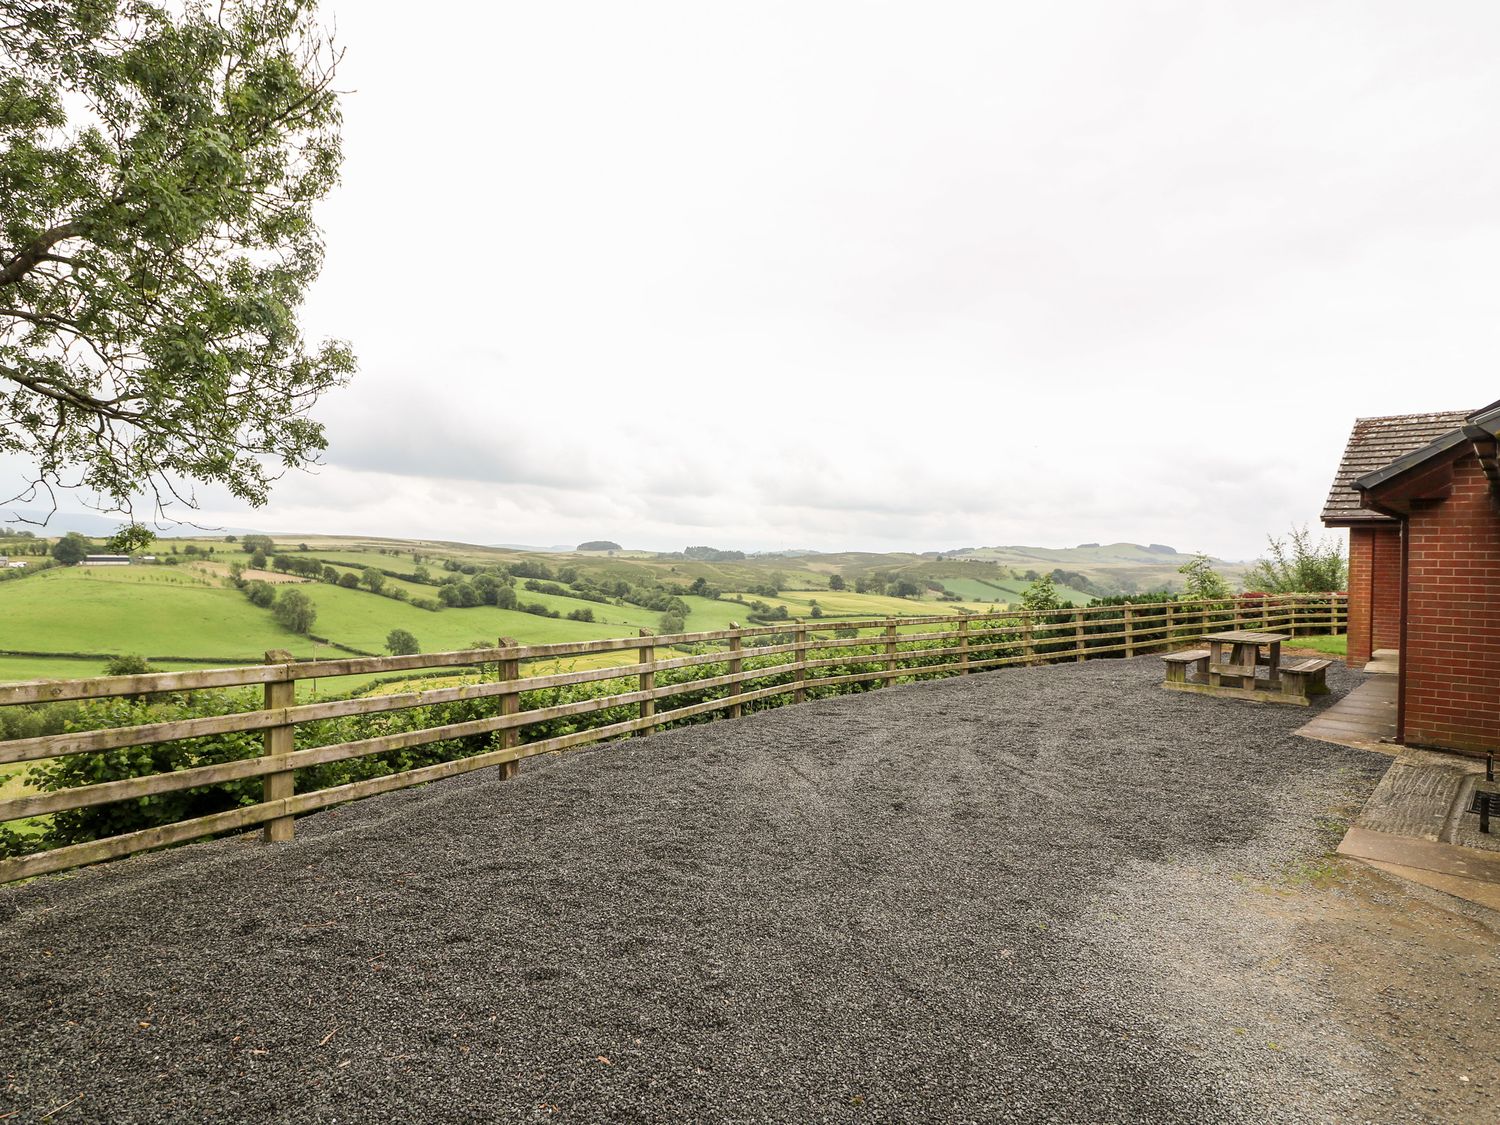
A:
[724,588,989,619]
[0,567,320,660]
[294,584,627,653]
[1,533,1251,686]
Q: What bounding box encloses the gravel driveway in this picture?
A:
[0,657,1403,1122]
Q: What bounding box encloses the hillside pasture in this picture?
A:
[0,568,320,662]
[724,588,992,619]
[293,584,629,653]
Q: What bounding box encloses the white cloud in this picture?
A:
[9,1,1500,558]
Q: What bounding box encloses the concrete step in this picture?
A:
[1365,649,1400,675]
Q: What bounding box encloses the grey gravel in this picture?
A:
[0,656,1391,1123]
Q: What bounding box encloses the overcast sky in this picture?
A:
[14,1,1500,558]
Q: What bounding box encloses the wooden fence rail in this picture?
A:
[0,593,1346,883]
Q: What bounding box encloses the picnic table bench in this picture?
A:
[1279,657,1332,699]
[1161,631,1329,705]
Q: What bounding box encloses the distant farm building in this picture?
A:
[0,558,27,569]
[1323,400,1500,755]
[80,555,132,566]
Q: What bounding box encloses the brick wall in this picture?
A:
[1371,524,1403,655]
[1403,455,1500,754]
[1344,524,1401,667]
[1346,526,1375,667]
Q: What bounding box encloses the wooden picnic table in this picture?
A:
[1203,630,1289,689]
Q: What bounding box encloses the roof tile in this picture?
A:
[1321,411,1472,524]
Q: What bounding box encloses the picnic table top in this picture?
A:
[1202,630,1291,644]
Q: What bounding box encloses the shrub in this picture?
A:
[1244,526,1345,593]
[338,572,359,588]
[385,629,420,656]
[104,654,156,676]
[273,588,316,634]
[1020,574,1062,613]
[244,580,276,608]
[1178,552,1230,599]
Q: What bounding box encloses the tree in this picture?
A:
[1178,552,1230,600]
[1020,573,1062,613]
[385,628,420,656]
[359,566,385,594]
[337,571,359,589]
[1244,526,1346,593]
[243,579,276,607]
[241,535,275,556]
[106,523,155,553]
[0,1,355,521]
[50,531,90,563]
[659,612,686,634]
[828,574,846,591]
[272,587,315,634]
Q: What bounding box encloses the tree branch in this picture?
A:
[0,221,86,288]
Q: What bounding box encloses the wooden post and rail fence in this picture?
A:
[0,593,1346,885]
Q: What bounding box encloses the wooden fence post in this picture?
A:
[1074,609,1085,661]
[794,621,809,703]
[728,623,743,719]
[1165,602,1175,643]
[1022,615,1035,664]
[636,629,655,737]
[1124,605,1135,657]
[959,617,971,673]
[497,637,520,780]
[884,623,898,684]
[262,650,295,843]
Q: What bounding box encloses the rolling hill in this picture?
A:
[0,534,1247,684]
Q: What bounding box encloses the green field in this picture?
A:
[724,588,990,619]
[0,567,321,661]
[0,532,1224,689]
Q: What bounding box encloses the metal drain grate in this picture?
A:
[1468,791,1496,815]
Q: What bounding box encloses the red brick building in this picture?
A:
[1322,402,1500,756]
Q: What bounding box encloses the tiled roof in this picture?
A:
[1321,411,1472,524]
